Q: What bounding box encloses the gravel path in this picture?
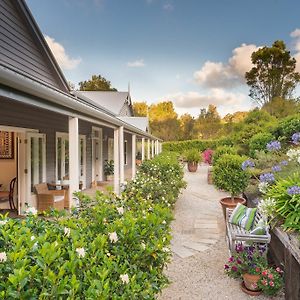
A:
[159,165,284,300]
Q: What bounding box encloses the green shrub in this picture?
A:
[183,149,201,163]
[265,172,300,232]
[0,152,185,298]
[273,114,300,143]
[249,132,274,157]
[212,146,237,166]
[213,154,250,199]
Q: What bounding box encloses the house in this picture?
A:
[0,0,162,214]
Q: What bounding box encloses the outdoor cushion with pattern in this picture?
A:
[250,219,267,235]
[229,203,257,231]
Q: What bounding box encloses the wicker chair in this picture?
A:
[34,183,65,212]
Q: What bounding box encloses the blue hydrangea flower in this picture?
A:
[241,160,255,170]
[259,173,275,183]
[291,132,300,145]
[287,185,300,195]
[280,160,288,166]
[266,141,281,152]
[272,165,281,172]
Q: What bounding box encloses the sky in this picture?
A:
[26,0,300,117]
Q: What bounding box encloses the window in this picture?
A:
[56,133,86,186]
[124,140,127,165]
[108,138,114,161]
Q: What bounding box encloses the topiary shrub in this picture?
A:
[249,132,274,157]
[213,154,250,201]
[183,149,201,163]
[212,146,237,166]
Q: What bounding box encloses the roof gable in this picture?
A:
[118,117,149,132]
[76,91,134,116]
[0,0,69,92]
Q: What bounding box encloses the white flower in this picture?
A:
[120,274,129,284]
[258,198,277,219]
[109,232,118,243]
[32,242,38,250]
[162,247,170,252]
[107,252,111,257]
[64,227,71,237]
[258,182,269,194]
[30,236,35,241]
[25,207,37,215]
[0,252,7,262]
[141,242,146,250]
[116,207,124,215]
[0,220,8,225]
[76,247,85,258]
[162,220,167,225]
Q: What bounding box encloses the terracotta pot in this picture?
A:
[242,273,261,292]
[187,162,198,172]
[219,196,246,219]
[136,159,142,166]
[240,281,262,296]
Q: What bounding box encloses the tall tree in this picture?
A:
[245,40,300,106]
[133,102,148,117]
[262,97,300,118]
[79,75,117,91]
[179,113,196,140]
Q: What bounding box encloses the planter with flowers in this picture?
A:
[213,154,249,218]
[184,149,201,172]
[225,243,284,296]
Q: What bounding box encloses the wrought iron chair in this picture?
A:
[0,177,17,210]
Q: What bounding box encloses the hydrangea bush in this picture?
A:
[0,152,185,298]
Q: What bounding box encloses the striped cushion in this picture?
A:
[250,219,266,235]
[229,203,257,231]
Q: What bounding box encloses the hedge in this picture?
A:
[163,138,233,154]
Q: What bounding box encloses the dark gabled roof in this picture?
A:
[0,0,70,92]
[75,91,134,116]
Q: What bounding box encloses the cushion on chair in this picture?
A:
[54,196,65,203]
[229,203,257,231]
[250,219,267,235]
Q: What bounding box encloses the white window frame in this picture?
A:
[124,140,128,165]
[108,137,114,161]
[56,132,86,187]
[91,127,103,182]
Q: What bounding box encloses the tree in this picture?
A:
[133,102,148,117]
[179,113,196,140]
[245,40,300,106]
[79,75,117,91]
[262,97,300,118]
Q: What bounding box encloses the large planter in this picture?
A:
[242,273,261,292]
[219,196,246,219]
[187,162,198,172]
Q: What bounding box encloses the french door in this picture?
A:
[92,128,103,183]
[26,132,46,209]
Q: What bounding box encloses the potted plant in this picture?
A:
[213,154,249,217]
[136,151,142,166]
[104,159,114,181]
[184,149,201,172]
[225,243,283,296]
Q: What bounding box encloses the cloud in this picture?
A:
[45,35,81,70]
[163,3,174,11]
[127,59,146,67]
[290,28,300,72]
[194,44,259,89]
[163,89,247,109]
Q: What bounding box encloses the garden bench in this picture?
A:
[226,208,271,254]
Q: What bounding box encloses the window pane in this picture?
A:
[64,139,69,179]
[57,137,62,181]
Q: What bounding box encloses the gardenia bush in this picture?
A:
[0,152,185,298]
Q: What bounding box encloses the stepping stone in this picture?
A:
[183,241,209,252]
[193,238,218,245]
[171,244,196,258]
[194,232,221,240]
[194,222,219,229]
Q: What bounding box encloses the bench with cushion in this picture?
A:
[226,207,271,253]
[34,183,66,212]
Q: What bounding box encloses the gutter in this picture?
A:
[0,65,162,141]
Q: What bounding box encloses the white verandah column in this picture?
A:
[114,127,120,194]
[132,134,136,179]
[119,126,125,185]
[147,139,151,159]
[69,117,79,207]
[151,140,154,158]
[141,137,145,161]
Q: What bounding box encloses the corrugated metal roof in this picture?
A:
[118,117,149,132]
[76,91,131,116]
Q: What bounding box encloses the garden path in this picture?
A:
[159,165,284,300]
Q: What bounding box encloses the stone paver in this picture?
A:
[159,164,284,300]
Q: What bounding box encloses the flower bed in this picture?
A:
[0,152,185,298]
